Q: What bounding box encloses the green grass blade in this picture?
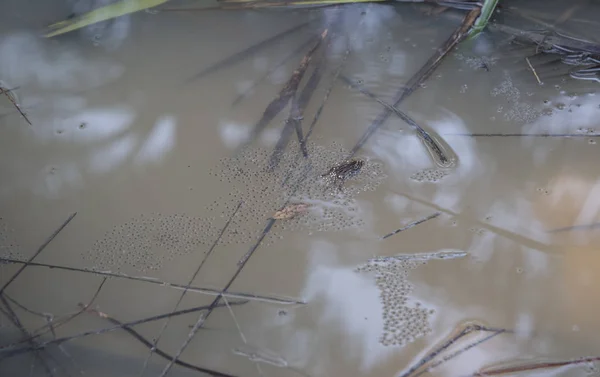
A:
[45,0,170,38]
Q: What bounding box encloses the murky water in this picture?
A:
[2,1,600,376]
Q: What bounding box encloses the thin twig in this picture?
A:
[381,212,441,240]
[348,8,481,157]
[525,57,543,84]
[187,21,311,82]
[0,258,305,305]
[0,301,247,357]
[0,212,77,295]
[83,306,239,377]
[0,86,31,125]
[137,201,242,377]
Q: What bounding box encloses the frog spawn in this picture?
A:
[84,213,218,273]
[83,141,386,273]
[356,258,433,347]
[210,140,386,244]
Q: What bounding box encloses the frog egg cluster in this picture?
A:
[0,218,24,263]
[356,259,433,347]
[410,168,448,182]
[84,213,216,273]
[209,140,386,244]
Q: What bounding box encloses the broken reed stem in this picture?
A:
[0,258,304,305]
[348,7,481,157]
[241,29,329,151]
[82,306,238,377]
[187,21,311,82]
[0,86,32,125]
[400,323,511,377]
[0,212,77,295]
[468,356,600,376]
[232,35,317,107]
[381,212,441,240]
[137,201,243,377]
[525,57,543,84]
[412,330,504,377]
[0,301,247,358]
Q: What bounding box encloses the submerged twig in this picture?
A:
[82,306,239,377]
[187,21,311,82]
[0,212,77,295]
[137,201,242,377]
[0,86,31,125]
[0,301,247,358]
[381,212,441,240]
[348,7,480,157]
[340,74,456,168]
[0,258,304,305]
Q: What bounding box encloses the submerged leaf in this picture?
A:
[272,203,311,220]
[45,0,169,38]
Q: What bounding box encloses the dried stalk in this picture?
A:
[399,323,511,377]
[0,258,304,305]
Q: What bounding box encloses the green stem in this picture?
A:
[468,0,500,39]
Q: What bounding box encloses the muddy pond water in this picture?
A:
[1,0,600,376]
